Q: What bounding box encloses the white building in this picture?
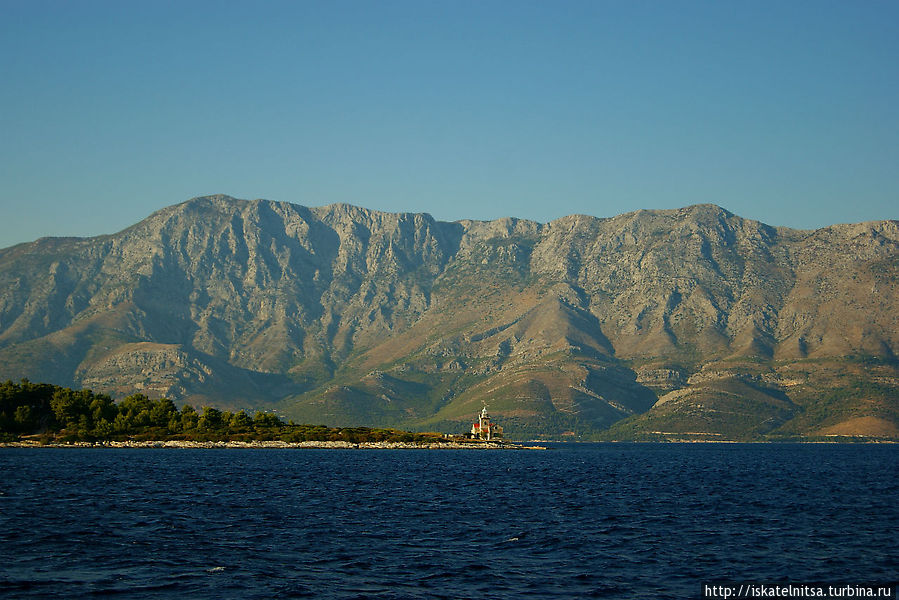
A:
[470,405,503,440]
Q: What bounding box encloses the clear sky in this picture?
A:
[1,0,897,248]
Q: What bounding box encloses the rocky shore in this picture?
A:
[1,439,544,450]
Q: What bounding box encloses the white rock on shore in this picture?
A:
[0,439,534,450]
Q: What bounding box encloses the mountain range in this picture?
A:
[1,195,896,439]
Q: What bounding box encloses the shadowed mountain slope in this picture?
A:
[1,195,897,439]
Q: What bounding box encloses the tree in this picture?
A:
[90,396,117,424]
[119,394,153,419]
[230,410,252,429]
[180,405,198,430]
[198,407,223,431]
[50,388,93,430]
[113,412,131,433]
[134,409,152,428]
[93,418,113,439]
[149,398,177,427]
[167,415,183,433]
[253,411,283,429]
[13,405,34,432]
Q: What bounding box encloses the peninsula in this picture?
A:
[0,379,488,446]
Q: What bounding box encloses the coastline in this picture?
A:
[0,439,547,450]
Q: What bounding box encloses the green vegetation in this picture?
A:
[0,379,447,444]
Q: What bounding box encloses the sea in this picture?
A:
[0,443,897,599]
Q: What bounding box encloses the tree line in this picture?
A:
[0,379,444,444]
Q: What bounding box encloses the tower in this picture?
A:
[470,405,503,440]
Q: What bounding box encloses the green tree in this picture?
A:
[198,407,223,431]
[167,415,183,433]
[180,405,198,430]
[230,410,252,429]
[13,405,34,431]
[90,395,117,424]
[149,398,177,427]
[119,394,153,419]
[253,411,283,429]
[93,418,113,439]
[50,388,91,429]
[134,409,152,428]
[113,412,132,433]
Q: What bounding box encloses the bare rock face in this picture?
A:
[1,195,897,439]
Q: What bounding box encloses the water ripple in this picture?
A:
[0,444,897,599]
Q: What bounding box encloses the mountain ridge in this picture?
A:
[1,195,897,439]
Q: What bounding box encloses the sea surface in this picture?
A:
[1,443,897,599]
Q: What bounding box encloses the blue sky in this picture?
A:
[1,0,897,248]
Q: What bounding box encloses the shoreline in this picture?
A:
[3,439,893,448]
[0,439,547,450]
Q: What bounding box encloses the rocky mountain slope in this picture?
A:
[1,195,897,439]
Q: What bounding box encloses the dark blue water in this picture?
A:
[1,444,897,599]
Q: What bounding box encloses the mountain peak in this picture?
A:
[0,196,896,440]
